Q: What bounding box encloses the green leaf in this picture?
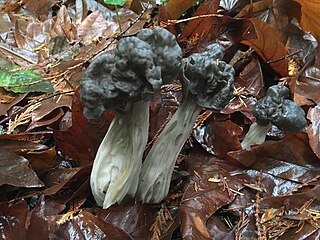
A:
[0,66,54,93]
[104,0,126,6]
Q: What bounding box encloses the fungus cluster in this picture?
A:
[80,28,236,208]
[241,85,307,149]
[80,27,182,208]
[81,28,308,208]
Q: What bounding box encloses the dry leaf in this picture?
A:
[241,18,288,76]
[295,0,320,41]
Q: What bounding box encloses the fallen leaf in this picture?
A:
[295,0,320,41]
[0,200,28,239]
[77,10,117,43]
[181,149,246,240]
[193,118,242,159]
[228,133,320,183]
[295,66,320,105]
[53,89,111,165]
[307,105,320,159]
[0,150,44,187]
[96,204,179,240]
[27,108,65,132]
[179,0,220,44]
[241,18,288,76]
[165,0,195,20]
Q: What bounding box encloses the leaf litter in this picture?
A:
[0,0,320,239]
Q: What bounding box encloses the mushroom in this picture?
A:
[241,85,307,150]
[136,43,235,203]
[80,27,182,208]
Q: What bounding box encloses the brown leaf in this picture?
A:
[27,196,133,240]
[241,18,288,76]
[295,0,320,41]
[295,66,320,105]
[223,57,264,114]
[52,5,76,40]
[193,118,242,159]
[77,10,117,43]
[53,89,111,165]
[24,0,50,17]
[236,0,301,43]
[165,0,196,20]
[0,93,26,116]
[0,0,28,12]
[307,105,320,159]
[42,166,91,196]
[228,133,320,182]
[23,147,58,171]
[180,150,245,240]
[179,0,220,42]
[236,57,265,97]
[0,200,28,239]
[0,150,44,187]
[30,95,72,123]
[51,211,133,240]
[96,204,178,240]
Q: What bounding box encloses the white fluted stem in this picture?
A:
[241,122,272,150]
[90,100,149,208]
[137,96,202,203]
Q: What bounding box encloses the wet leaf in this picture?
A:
[0,93,26,116]
[241,18,288,76]
[295,66,320,105]
[180,149,245,240]
[236,57,265,97]
[53,89,111,164]
[96,204,178,239]
[193,118,242,159]
[219,0,240,11]
[0,66,53,93]
[24,147,58,171]
[30,94,72,123]
[42,166,91,196]
[0,150,44,187]
[0,200,28,239]
[27,108,65,132]
[229,133,320,182]
[307,105,320,159]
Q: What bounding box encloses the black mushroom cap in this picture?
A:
[80,28,182,120]
[252,85,307,132]
[182,43,235,111]
[138,27,182,84]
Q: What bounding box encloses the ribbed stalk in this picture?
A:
[241,122,272,150]
[137,96,202,203]
[90,100,149,208]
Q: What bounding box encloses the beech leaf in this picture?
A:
[241,18,288,76]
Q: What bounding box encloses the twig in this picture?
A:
[254,169,267,240]
[0,44,37,64]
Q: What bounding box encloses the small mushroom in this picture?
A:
[241,85,307,150]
